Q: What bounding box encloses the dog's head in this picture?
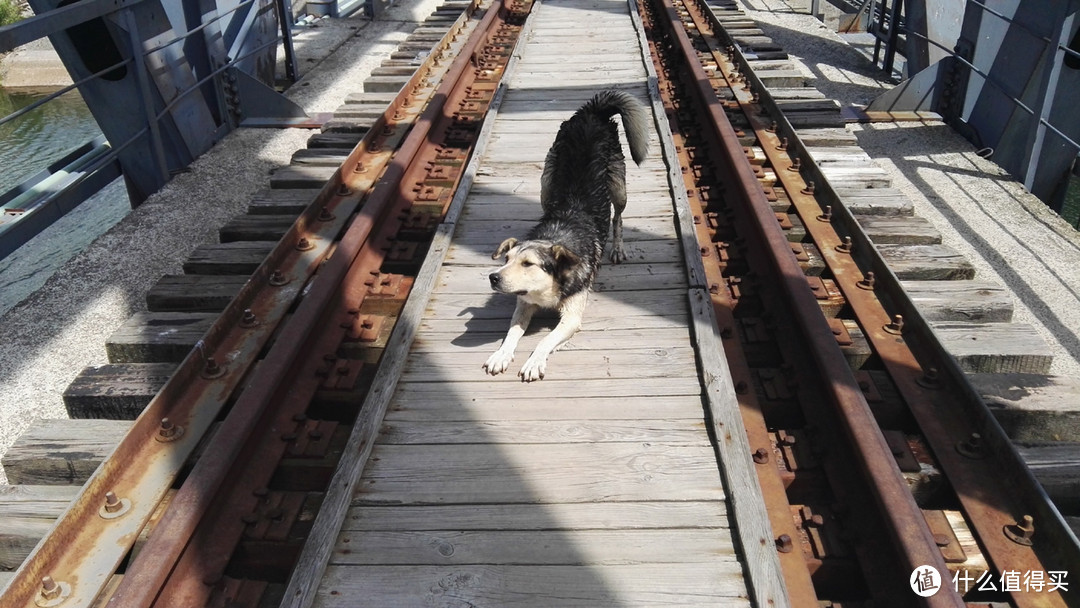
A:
[488,237,581,304]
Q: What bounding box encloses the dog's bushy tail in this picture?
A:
[582,89,650,165]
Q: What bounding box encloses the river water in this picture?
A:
[0,88,130,315]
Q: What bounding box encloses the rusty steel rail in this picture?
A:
[649,1,960,604]
[648,0,1080,604]
[0,3,499,607]
[107,2,524,605]
[685,1,1080,607]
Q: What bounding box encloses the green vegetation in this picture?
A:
[0,0,22,27]
[1062,173,1080,229]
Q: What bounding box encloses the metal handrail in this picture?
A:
[0,0,299,259]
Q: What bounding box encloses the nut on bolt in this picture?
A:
[40,576,61,600]
[156,417,184,442]
[955,432,986,459]
[36,575,72,607]
[883,314,904,335]
[99,490,131,519]
[240,308,258,328]
[1004,514,1035,546]
[775,534,793,553]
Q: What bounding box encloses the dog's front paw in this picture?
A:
[483,349,514,375]
[610,245,627,264]
[518,355,547,382]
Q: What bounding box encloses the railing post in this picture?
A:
[1023,10,1075,196]
[276,0,298,83]
[121,8,170,193]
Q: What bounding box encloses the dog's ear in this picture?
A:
[492,237,518,260]
[551,244,581,269]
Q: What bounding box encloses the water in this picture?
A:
[0,88,130,315]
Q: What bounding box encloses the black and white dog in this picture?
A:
[483,89,650,381]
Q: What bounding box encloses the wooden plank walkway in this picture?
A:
[311,0,753,605]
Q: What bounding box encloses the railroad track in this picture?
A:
[1,0,1078,606]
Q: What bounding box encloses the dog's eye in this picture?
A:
[521,261,534,267]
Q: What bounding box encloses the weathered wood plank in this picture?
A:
[146,274,247,312]
[902,280,1013,322]
[434,262,688,293]
[932,322,1053,374]
[419,309,688,333]
[410,326,695,354]
[1016,443,1080,510]
[379,417,707,445]
[393,374,700,401]
[269,165,337,189]
[248,188,320,215]
[424,288,687,319]
[331,529,734,565]
[876,244,976,280]
[856,214,941,245]
[971,373,1080,442]
[63,362,176,419]
[219,214,295,242]
[0,486,80,569]
[403,347,697,382]
[315,563,750,607]
[183,241,274,275]
[106,311,216,363]
[356,443,724,504]
[449,216,678,244]
[386,395,709,422]
[446,237,683,266]
[2,419,129,485]
[343,501,727,531]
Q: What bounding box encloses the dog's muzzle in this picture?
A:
[489,272,502,291]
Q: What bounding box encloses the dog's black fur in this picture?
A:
[484,89,650,381]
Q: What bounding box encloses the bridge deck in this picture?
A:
[313,0,751,605]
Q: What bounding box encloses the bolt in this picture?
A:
[318,206,336,222]
[753,448,769,464]
[269,269,289,286]
[776,137,788,151]
[768,121,777,133]
[801,181,816,195]
[776,534,793,553]
[297,237,314,251]
[240,309,258,327]
[934,533,951,547]
[1004,514,1035,546]
[203,357,223,378]
[956,432,985,459]
[917,367,941,389]
[884,314,904,334]
[857,271,876,290]
[40,576,61,600]
[104,491,122,513]
[816,204,832,222]
[337,184,351,196]
[158,417,179,440]
[835,236,853,253]
[789,158,801,172]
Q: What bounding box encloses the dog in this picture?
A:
[483,89,650,382]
